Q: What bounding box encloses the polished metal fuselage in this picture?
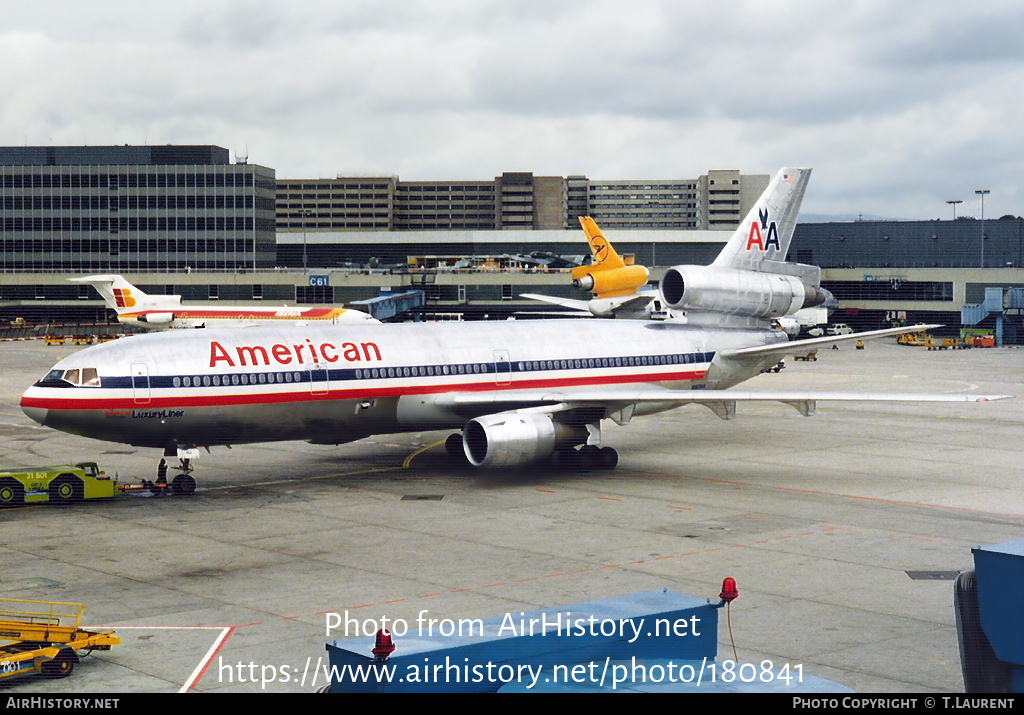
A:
[21,319,783,451]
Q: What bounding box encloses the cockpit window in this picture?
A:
[36,367,101,387]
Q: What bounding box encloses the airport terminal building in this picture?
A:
[1,144,1023,341]
[0,145,277,275]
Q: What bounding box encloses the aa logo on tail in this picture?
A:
[113,288,136,308]
[745,208,781,252]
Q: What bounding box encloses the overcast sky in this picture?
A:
[3,1,1022,221]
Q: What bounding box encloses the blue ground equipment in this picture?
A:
[325,586,847,693]
[956,539,1024,692]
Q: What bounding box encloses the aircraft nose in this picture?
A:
[20,398,48,426]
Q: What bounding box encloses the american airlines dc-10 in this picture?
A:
[20,169,1006,490]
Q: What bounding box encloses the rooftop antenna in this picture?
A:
[235,145,249,165]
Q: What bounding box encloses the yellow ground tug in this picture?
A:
[0,462,117,506]
[0,461,197,507]
[0,599,118,680]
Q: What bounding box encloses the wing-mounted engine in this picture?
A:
[659,265,828,320]
[462,412,587,468]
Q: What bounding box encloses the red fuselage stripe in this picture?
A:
[22,369,707,411]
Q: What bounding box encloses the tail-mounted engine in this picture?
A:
[136,312,175,325]
[659,265,827,319]
[572,264,649,297]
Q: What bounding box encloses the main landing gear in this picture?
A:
[552,445,619,471]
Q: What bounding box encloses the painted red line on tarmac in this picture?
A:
[187,626,235,692]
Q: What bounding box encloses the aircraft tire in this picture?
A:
[599,447,619,470]
[553,449,581,471]
[579,445,602,471]
[171,474,197,496]
[445,433,463,457]
[0,478,24,507]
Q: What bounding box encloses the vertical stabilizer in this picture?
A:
[711,168,811,273]
[578,216,627,271]
[571,217,650,299]
[68,275,179,313]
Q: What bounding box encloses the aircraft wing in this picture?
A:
[432,384,1009,421]
[720,324,943,360]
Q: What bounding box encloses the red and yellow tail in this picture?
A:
[571,217,649,298]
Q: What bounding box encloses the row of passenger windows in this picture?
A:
[171,372,303,388]
[346,353,705,381]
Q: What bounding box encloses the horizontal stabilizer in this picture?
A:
[520,292,654,318]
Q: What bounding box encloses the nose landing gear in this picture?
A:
[140,453,197,496]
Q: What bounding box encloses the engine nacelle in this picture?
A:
[136,312,174,325]
[572,264,649,297]
[660,265,827,319]
[463,413,586,468]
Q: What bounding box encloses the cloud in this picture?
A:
[3,1,1024,218]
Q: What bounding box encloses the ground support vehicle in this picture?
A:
[0,599,118,680]
[0,462,116,506]
[0,461,195,507]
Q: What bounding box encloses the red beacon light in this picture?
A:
[372,628,396,660]
[718,577,739,605]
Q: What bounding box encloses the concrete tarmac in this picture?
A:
[0,337,1022,693]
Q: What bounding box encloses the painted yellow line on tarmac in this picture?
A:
[403,437,449,468]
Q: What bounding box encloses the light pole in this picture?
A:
[976,190,989,268]
[946,199,962,219]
